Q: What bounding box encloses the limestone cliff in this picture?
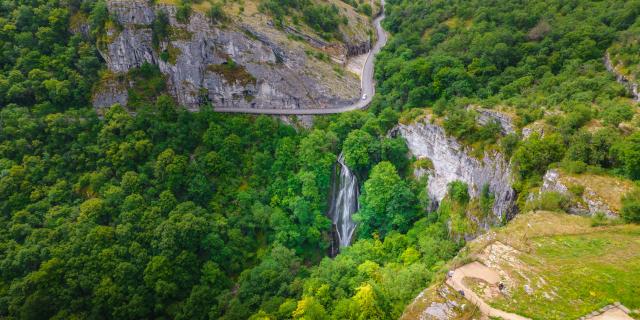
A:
[393,115,517,225]
[94,0,370,111]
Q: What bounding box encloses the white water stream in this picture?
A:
[328,153,359,248]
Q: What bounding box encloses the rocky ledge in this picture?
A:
[536,168,634,217]
[93,0,364,111]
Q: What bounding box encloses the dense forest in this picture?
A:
[1,0,640,319]
[375,0,640,215]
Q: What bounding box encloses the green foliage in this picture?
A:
[512,134,564,178]
[127,63,167,109]
[621,189,640,223]
[0,104,345,319]
[0,0,102,111]
[278,212,459,320]
[615,132,640,180]
[176,0,192,23]
[207,2,226,24]
[258,0,346,39]
[447,181,470,204]
[354,162,420,238]
[525,191,571,213]
[302,4,343,38]
[342,129,380,176]
[152,10,170,48]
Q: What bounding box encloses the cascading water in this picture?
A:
[328,152,359,252]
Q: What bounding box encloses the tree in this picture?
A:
[292,297,328,320]
[343,129,379,176]
[512,134,564,178]
[355,162,419,238]
[617,132,640,180]
[621,190,640,223]
[352,284,384,320]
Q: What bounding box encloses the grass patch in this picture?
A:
[206,59,257,86]
[159,44,181,64]
[488,219,640,319]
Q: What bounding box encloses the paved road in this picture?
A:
[214,0,388,115]
[446,262,532,320]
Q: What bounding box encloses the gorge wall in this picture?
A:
[394,116,517,226]
[94,0,370,111]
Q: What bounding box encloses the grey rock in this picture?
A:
[101,27,156,73]
[468,105,516,135]
[95,0,360,111]
[92,77,129,110]
[538,169,616,217]
[107,0,155,25]
[394,116,517,225]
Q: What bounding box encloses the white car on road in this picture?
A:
[362,94,367,100]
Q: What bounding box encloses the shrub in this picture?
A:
[525,191,571,212]
[176,0,192,23]
[621,189,640,223]
[207,3,226,24]
[448,181,470,204]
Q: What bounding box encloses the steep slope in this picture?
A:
[92,0,376,111]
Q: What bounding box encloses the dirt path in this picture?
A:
[446,262,532,320]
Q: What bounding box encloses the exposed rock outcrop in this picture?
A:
[605,52,640,102]
[393,116,517,224]
[537,169,634,217]
[467,105,517,135]
[95,0,362,111]
[93,77,129,110]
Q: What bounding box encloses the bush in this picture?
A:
[525,191,571,212]
[561,160,587,174]
[176,0,192,23]
[447,181,470,204]
[207,3,226,24]
[621,190,640,223]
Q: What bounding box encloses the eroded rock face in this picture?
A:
[605,52,640,102]
[467,105,516,135]
[95,0,361,111]
[538,169,625,217]
[394,116,517,224]
[93,77,129,110]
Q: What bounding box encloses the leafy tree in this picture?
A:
[343,129,379,177]
[616,132,640,180]
[621,189,640,223]
[512,134,564,178]
[355,162,419,238]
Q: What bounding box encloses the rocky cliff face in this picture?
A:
[94,0,363,110]
[605,52,640,102]
[537,169,633,217]
[394,116,517,224]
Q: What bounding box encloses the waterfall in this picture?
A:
[328,152,359,250]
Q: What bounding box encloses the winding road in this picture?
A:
[213,0,388,115]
